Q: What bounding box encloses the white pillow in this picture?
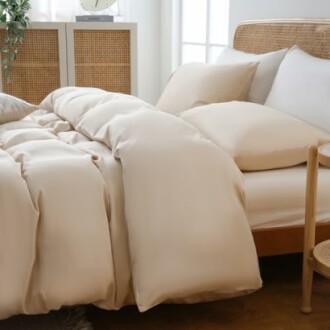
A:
[265,46,330,133]
[216,47,287,104]
[180,101,330,171]
[0,93,37,124]
[156,62,258,114]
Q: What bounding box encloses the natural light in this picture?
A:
[180,0,229,64]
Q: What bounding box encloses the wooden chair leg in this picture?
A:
[301,146,318,314]
[301,258,313,313]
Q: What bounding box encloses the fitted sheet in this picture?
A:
[245,165,330,229]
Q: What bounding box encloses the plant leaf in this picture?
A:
[0,0,30,82]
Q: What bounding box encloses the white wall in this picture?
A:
[160,0,180,90]
[130,0,161,105]
[229,0,330,44]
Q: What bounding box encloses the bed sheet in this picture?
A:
[245,165,330,229]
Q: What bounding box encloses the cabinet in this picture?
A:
[0,22,137,104]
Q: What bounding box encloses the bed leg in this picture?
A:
[301,258,313,313]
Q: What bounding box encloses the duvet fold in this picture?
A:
[0,87,261,319]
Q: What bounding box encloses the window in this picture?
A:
[179,0,229,64]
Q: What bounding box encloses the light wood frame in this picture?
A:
[233,19,330,257]
[301,145,330,313]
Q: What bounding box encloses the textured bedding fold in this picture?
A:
[0,109,115,318]
[106,109,261,310]
[0,88,261,318]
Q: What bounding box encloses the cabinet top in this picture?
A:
[0,22,137,30]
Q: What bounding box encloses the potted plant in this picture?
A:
[0,0,31,82]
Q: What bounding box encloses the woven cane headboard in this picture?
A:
[234,19,330,59]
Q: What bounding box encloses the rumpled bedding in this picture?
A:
[0,87,261,319]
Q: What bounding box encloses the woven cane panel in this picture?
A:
[234,20,330,59]
[3,67,60,105]
[314,240,330,267]
[0,29,61,104]
[73,29,131,94]
[75,66,130,94]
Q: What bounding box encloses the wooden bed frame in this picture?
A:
[233,19,330,257]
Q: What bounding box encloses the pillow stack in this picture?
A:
[156,44,330,171]
[157,46,288,114]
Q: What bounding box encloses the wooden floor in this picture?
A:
[87,254,330,330]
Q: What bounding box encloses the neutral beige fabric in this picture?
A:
[265,46,330,133]
[0,93,37,124]
[216,47,288,104]
[0,115,115,318]
[245,165,330,229]
[47,88,261,312]
[156,62,258,114]
[0,149,37,317]
[181,101,330,171]
[0,88,261,318]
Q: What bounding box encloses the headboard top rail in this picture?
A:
[234,19,330,59]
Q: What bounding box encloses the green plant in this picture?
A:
[0,0,31,83]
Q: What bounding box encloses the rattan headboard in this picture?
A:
[234,19,330,59]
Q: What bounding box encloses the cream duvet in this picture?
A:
[0,87,261,319]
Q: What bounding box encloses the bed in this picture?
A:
[1,18,330,320]
[1,88,263,319]
[233,19,330,256]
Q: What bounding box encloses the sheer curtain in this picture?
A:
[28,0,130,22]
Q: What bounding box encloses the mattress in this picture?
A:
[245,165,330,229]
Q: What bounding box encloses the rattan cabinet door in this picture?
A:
[66,23,137,96]
[0,23,67,104]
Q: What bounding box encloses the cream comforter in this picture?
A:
[0,87,261,319]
